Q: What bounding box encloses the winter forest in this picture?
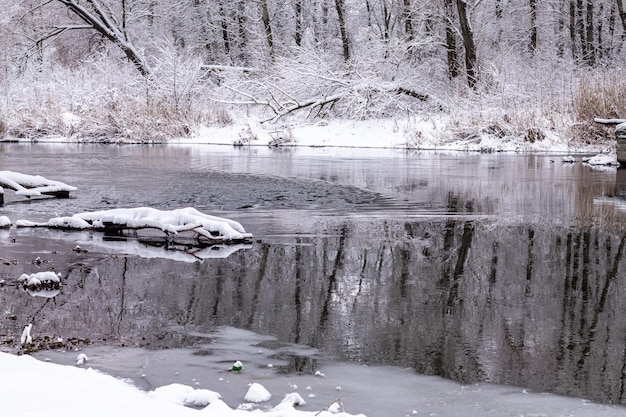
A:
[1,0,626,144]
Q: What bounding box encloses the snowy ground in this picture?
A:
[171,117,616,156]
[22,114,617,155]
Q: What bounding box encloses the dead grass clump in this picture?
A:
[574,72,626,121]
[524,127,545,143]
[570,72,626,143]
[570,122,613,145]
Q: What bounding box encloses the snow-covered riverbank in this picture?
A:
[186,118,611,154]
[4,326,626,417]
[16,116,616,156]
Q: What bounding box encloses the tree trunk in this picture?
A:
[121,0,127,41]
[586,0,595,65]
[403,0,414,41]
[365,0,373,30]
[576,0,587,62]
[608,1,618,56]
[381,1,391,41]
[495,0,503,18]
[529,0,537,54]
[557,1,566,57]
[218,2,231,55]
[570,0,578,59]
[335,0,350,62]
[443,0,459,79]
[617,0,626,40]
[455,0,478,88]
[260,0,274,58]
[295,0,303,47]
[237,2,248,63]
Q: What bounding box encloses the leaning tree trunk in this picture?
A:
[54,0,151,77]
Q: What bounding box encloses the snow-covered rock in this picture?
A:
[0,215,10,228]
[280,393,306,406]
[148,383,221,407]
[244,383,272,403]
[583,154,620,166]
[76,353,89,366]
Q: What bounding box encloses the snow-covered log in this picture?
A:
[0,171,77,200]
[594,118,626,125]
[16,207,253,244]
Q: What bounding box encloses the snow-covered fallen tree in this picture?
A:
[0,171,77,200]
[16,207,253,244]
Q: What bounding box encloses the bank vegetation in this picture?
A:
[1,1,626,145]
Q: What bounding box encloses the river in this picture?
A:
[2,143,626,414]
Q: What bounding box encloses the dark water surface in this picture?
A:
[2,143,626,404]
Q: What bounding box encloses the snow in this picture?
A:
[244,383,272,403]
[148,383,221,407]
[168,117,616,155]
[0,352,365,417]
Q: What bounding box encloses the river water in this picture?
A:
[2,143,626,413]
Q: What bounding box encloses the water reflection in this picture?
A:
[1,144,626,405]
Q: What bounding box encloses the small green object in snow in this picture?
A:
[232,360,243,372]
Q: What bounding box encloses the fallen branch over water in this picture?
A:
[0,171,77,201]
[16,207,253,244]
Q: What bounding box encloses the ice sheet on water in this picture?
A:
[28,326,626,417]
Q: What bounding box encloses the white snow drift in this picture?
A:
[0,352,361,417]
